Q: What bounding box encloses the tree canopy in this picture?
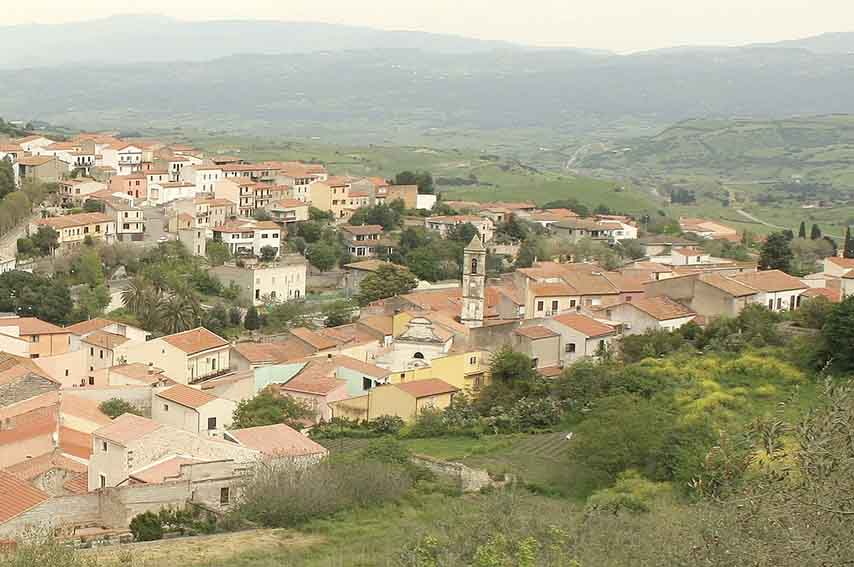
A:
[232,389,315,429]
[355,264,418,306]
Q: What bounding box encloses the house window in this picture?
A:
[90,347,94,356]
[32,335,40,343]
[363,377,374,390]
[211,358,217,371]
[99,350,104,359]
[208,417,217,430]
[776,298,782,310]
[100,474,107,489]
[551,300,559,312]
[102,441,108,452]
[471,257,478,274]
[768,299,774,309]
[570,300,577,308]
[163,404,169,412]
[537,301,544,312]
[89,377,94,385]
[566,343,576,353]
[469,356,477,365]
[413,352,425,360]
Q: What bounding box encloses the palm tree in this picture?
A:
[159,285,202,335]
[121,277,150,317]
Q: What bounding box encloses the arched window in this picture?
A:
[471,257,478,274]
[413,352,425,360]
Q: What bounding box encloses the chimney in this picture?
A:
[147,362,154,375]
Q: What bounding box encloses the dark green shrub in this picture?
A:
[129,511,163,542]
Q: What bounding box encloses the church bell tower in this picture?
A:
[461,235,486,328]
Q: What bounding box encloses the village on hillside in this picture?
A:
[0,129,853,548]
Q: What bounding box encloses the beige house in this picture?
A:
[269,198,309,225]
[425,215,494,243]
[33,212,116,250]
[331,378,458,423]
[58,178,107,205]
[542,313,618,366]
[16,155,65,183]
[513,325,561,371]
[0,316,72,359]
[599,297,696,335]
[211,255,308,306]
[152,384,236,435]
[120,328,230,385]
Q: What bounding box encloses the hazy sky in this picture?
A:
[5,1,853,53]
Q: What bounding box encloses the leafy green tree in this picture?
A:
[74,248,104,287]
[349,204,401,230]
[823,296,854,371]
[406,247,443,282]
[394,170,434,194]
[83,199,104,213]
[399,227,432,252]
[260,245,278,262]
[206,240,231,266]
[309,207,334,222]
[253,209,272,221]
[228,306,242,326]
[27,226,59,257]
[798,221,807,239]
[244,305,261,331]
[306,241,338,272]
[297,221,323,243]
[129,511,164,542]
[76,283,111,319]
[322,300,356,327]
[447,222,479,244]
[496,216,528,242]
[0,156,14,199]
[204,303,230,336]
[232,389,315,429]
[793,296,835,330]
[0,271,74,324]
[356,264,418,306]
[476,347,543,413]
[810,223,822,240]
[759,232,794,272]
[264,301,308,331]
[99,398,142,419]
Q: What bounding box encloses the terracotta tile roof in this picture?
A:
[228,423,328,457]
[565,273,620,296]
[83,330,130,350]
[326,355,390,379]
[698,274,757,297]
[340,224,384,236]
[0,470,48,524]
[129,456,206,484]
[233,340,314,365]
[552,313,616,338]
[64,318,115,335]
[358,315,393,336]
[626,297,695,321]
[395,378,458,398]
[5,450,87,482]
[61,393,113,428]
[161,327,228,355]
[270,198,307,209]
[729,270,807,293]
[494,285,524,306]
[157,384,218,409]
[826,257,854,269]
[280,370,346,396]
[802,287,842,302]
[0,391,57,419]
[0,316,66,335]
[58,427,92,460]
[16,155,57,167]
[108,363,170,385]
[290,328,338,351]
[530,282,577,297]
[36,212,113,230]
[515,325,559,340]
[63,472,89,494]
[602,272,647,293]
[317,324,379,348]
[93,414,161,446]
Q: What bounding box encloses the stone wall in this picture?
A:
[0,374,59,407]
[412,455,496,493]
[66,386,153,416]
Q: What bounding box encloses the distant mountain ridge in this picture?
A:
[0,14,530,68]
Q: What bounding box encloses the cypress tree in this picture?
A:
[845,227,854,259]
[810,224,822,240]
[798,221,807,239]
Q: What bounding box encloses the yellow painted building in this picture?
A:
[329,378,457,423]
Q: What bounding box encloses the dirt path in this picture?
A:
[736,209,786,229]
[81,528,322,566]
[0,213,36,259]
